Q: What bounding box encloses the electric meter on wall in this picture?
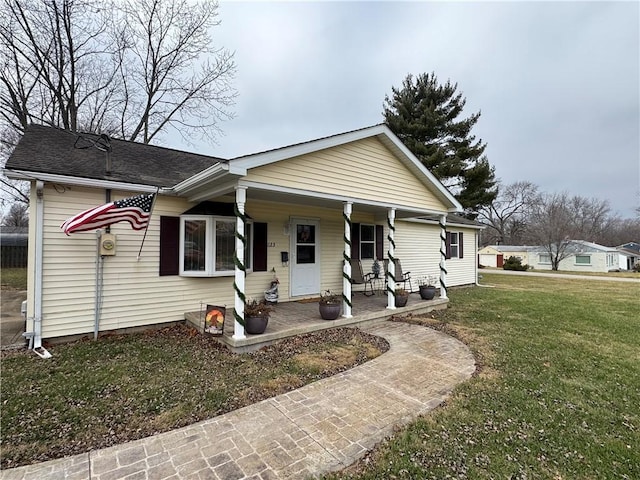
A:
[100,233,117,256]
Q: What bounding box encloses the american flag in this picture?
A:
[61,193,155,235]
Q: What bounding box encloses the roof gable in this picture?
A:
[242,135,456,213]
[229,124,462,211]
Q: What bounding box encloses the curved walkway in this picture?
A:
[1,322,476,480]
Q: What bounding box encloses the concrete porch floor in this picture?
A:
[185,292,448,352]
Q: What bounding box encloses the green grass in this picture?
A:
[0,267,27,290]
[0,326,388,469]
[325,273,640,480]
[481,266,639,278]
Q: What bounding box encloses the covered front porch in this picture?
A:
[186,293,448,353]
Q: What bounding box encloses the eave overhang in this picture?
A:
[4,169,167,194]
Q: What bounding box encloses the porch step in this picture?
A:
[184,294,449,353]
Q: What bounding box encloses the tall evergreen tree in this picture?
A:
[383,72,497,215]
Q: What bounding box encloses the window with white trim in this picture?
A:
[360,224,375,260]
[180,215,252,276]
[575,254,591,265]
[539,253,551,264]
[449,232,460,258]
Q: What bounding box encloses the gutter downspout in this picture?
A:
[94,231,104,340]
[33,181,52,358]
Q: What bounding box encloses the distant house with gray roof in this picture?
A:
[480,241,626,272]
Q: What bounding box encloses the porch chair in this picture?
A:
[383,259,414,292]
[349,258,375,296]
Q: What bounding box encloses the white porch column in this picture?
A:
[386,208,396,309]
[439,214,448,300]
[342,202,353,318]
[233,186,247,340]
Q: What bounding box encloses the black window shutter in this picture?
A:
[445,231,452,259]
[375,225,384,260]
[352,223,360,259]
[459,232,464,258]
[159,216,179,276]
[253,222,268,272]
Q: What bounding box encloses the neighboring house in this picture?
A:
[617,242,640,270]
[480,241,632,272]
[478,245,532,268]
[0,226,28,268]
[528,241,619,272]
[4,124,481,350]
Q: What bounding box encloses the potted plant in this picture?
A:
[372,258,381,278]
[418,275,438,300]
[244,298,273,334]
[394,287,409,307]
[319,290,342,320]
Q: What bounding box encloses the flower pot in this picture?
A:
[245,315,269,334]
[394,294,408,307]
[319,302,341,320]
[419,285,437,300]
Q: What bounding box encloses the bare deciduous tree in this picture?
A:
[1,0,119,133]
[526,192,614,270]
[114,0,236,144]
[478,181,540,246]
[599,217,640,247]
[0,0,236,206]
[1,201,28,226]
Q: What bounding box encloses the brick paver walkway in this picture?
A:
[0,321,475,480]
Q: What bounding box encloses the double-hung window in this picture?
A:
[360,224,375,260]
[445,231,464,259]
[539,253,551,264]
[180,215,252,276]
[449,233,460,258]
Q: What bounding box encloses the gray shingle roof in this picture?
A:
[4,124,223,188]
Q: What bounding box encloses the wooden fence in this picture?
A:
[1,245,28,268]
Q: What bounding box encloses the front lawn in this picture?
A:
[0,326,388,469]
[325,273,640,479]
[0,267,27,290]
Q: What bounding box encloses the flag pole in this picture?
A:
[137,187,160,261]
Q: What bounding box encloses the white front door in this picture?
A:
[290,219,320,296]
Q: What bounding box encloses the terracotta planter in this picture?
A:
[419,285,437,300]
[319,302,341,320]
[245,315,269,334]
[394,294,408,307]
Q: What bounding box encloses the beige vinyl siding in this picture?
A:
[393,221,441,291]
[245,201,374,297]
[39,185,218,339]
[244,137,447,212]
[394,220,478,289]
[445,227,478,286]
[38,185,365,339]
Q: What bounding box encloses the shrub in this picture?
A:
[503,256,529,271]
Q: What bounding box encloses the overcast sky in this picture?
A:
[167,1,639,218]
